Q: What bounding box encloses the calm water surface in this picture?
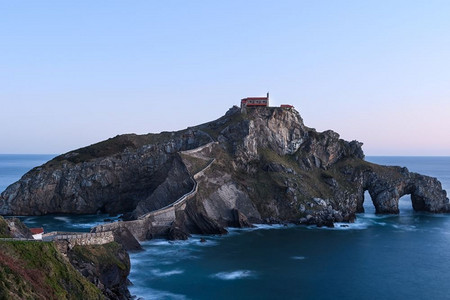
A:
[1,155,449,300]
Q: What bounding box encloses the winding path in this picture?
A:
[138,142,217,221]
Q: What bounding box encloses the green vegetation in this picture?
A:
[38,123,216,168]
[200,144,369,220]
[196,108,247,140]
[70,242,127,271]
[0,216,10,238]
[0,241,104,300]
[180,153,211,175]
[45,133,175,166]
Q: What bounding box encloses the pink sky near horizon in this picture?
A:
[1,1,449,155]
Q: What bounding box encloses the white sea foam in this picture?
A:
[291,256,306,260]
[253,224,293,230]
[129,287,188,300]
[148,239,205,247]
[54,216,70,222]
[392,224,417,231]
[23,219,37,224]
[188,236,219,247]
[71,222,99,228]
[306,221,369,231]
[210,270,256,280]
[149,240,175,246]
[151,269,184,277]
[131,240,203,267]
[334,222,369,230]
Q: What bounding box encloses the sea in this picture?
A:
[1,155,450,300]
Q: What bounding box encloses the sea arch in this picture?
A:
[355,166,449,214]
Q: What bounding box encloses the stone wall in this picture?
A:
[43,231,114,246]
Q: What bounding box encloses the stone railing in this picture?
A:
[138,157,215,221]
[43,231,114,246]
[179,141,217,155]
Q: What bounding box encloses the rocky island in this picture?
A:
[1,104,449,240]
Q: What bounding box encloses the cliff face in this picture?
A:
[175,107,447,230]
[0,131,210,216]
[62,241,131,300]
[1,106,449,234]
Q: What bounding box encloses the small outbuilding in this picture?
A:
[30,227,44,240]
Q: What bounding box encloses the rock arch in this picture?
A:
[356,166,449,214]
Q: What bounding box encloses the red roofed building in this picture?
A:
[241,92,270,110]
[280,104,294,109]
[30,227,44,240]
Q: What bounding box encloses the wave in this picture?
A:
[210,270,256,280]
[151,269,184,277]
[253,224,294,230]
[70,222,101,229]
[21,218,37,224]
[226,224,295,235]
[54,216,70,223]
[130,240,204,268]
[392,224,417,231]
[307,221,369,231]
[291,256,306,260]
[129,287,189,300]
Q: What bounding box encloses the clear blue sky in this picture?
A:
[1,1,449,155]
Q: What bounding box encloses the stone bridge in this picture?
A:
[0,231,115,246]
[42,231,115,246]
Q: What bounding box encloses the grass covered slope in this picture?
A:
[0,241,104,300]
[0,217,10,238]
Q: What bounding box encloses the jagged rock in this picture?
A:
[65,241,131,300]
[0,216,32,238]
[167,225,190,240]
[229,208,253,228]
[358,166,449,214]
[177,200,228,235]
[111,227,142,251]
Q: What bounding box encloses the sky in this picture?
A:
[1,1,449,155]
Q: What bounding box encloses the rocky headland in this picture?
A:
[1,106,449,239]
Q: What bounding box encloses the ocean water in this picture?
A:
[1,155,450,299]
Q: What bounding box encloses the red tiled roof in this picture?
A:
[30,228,44,234]
[241,97,268,101]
